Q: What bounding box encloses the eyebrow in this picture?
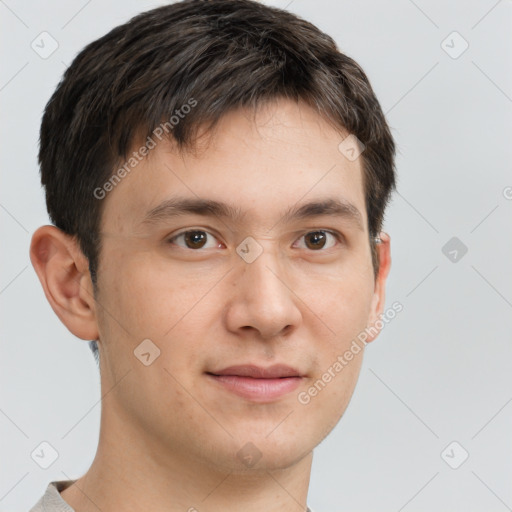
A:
[141,196,364,231]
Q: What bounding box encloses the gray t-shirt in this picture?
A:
[29,480,315,511]
[29,480,76,511]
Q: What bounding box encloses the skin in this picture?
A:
[30,98,391,512]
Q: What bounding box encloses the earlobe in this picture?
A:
[366,231,391,343]
[29,225,99,341]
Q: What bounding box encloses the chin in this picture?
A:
[216,431,315,474]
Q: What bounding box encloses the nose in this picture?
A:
[224,243,302,340]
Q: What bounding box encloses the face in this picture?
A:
[93,98,388,473]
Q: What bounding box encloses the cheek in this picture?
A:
[305,266,374,343]
[100,252,203,338]
[299,266,372,418]
[97,253,222,381]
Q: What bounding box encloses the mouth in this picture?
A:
[205,364,304,402]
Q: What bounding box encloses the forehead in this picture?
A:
[99,99,367,235]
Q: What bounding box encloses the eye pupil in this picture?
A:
[305,231,326,250]
[185,231,207,249]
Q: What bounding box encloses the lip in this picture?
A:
[206,364,304,402]
[210,364,302,379]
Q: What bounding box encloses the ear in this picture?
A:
[365,231,391,343]
[29,225,99,341]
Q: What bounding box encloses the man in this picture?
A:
[29,0,396,510]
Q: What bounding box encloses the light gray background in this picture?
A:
[1,1,511,511]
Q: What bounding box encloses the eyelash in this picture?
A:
[166,229,345,252]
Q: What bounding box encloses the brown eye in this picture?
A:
[294,230,339,251]
[169,230,219,250]
[183,231,207,249]
[305,231,327,249]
